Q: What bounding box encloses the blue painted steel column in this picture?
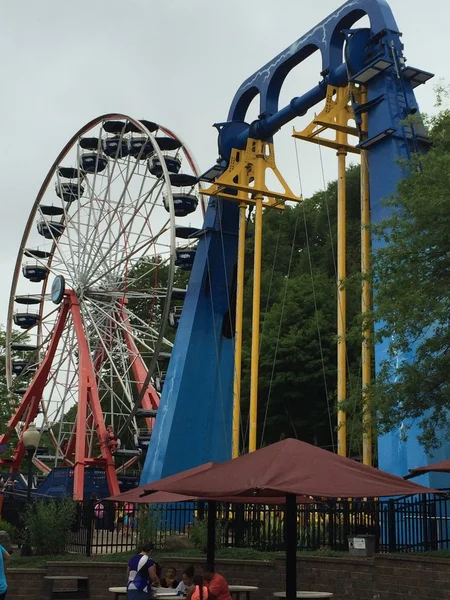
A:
[141,197,238,483]
[363,38,450,488]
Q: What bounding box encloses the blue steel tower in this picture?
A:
[141,0,438,485]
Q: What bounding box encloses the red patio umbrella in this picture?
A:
[142,438,436,499]
[108,462,217,502]
[405,458,450,479]
[109,459,316,505]
[109,457,315,504]
[110,487,315,504]
[141,438,437,600]
[110,490,196,503]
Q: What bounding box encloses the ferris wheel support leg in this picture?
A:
[0,300,70,472]
[73,374,88,500]
[69,292,120,499]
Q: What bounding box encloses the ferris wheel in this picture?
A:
[0,114,204,499]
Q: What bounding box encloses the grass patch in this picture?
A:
[88,548,278,562]
[216,548,278,560]
[410,550,450,559]
[9,547,348,568]
[297,550,347,558]
[10,553,89,568]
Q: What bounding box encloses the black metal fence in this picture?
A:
[67,500,197,556]
[2,492,450,556]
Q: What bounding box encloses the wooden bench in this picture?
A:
[42,576,90,600]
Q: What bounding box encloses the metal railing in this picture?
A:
[2,492,450,556]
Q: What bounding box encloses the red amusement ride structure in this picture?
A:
[1,114,204,499]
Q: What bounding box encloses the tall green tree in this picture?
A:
[372,106,450,451]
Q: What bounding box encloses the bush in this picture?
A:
[188,518,225,551]
[163,534,194,552]
[23,499,76,555]
[0,520,18,545]
[136,506,159,550]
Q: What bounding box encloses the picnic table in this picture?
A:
[109,584,259,600]
[229,585,259,600]
[108,587,126,600]
[109,588,180,600]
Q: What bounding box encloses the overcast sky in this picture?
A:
[0,0,445,324]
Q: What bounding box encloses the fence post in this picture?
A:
[85,500,94,557]
[388,499,397,553]
[327,501,335,550]
[303,506,311,551]
[342,501,350,551]
[373,500,381,553]
[420,495,429,551]
[206,501,217,568]
[422,494,438,552]
[234,504,245,548]
[429,496,439,551]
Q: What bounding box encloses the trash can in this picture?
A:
[348,534,376,557]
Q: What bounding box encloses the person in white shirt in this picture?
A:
[175,567,195,595]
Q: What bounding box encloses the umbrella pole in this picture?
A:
[207,500,217,569]
[285,493,297,600]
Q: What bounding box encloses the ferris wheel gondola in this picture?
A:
[1,114,204,498]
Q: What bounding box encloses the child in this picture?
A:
[186,575,208,600]
[161,567,179,589]
[176,566,195,595]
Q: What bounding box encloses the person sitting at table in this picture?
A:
[176,566,195,595]
[161,567,179,589]
[186,575,208,600]
[126,542,160,600]
[201,565,231,600]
